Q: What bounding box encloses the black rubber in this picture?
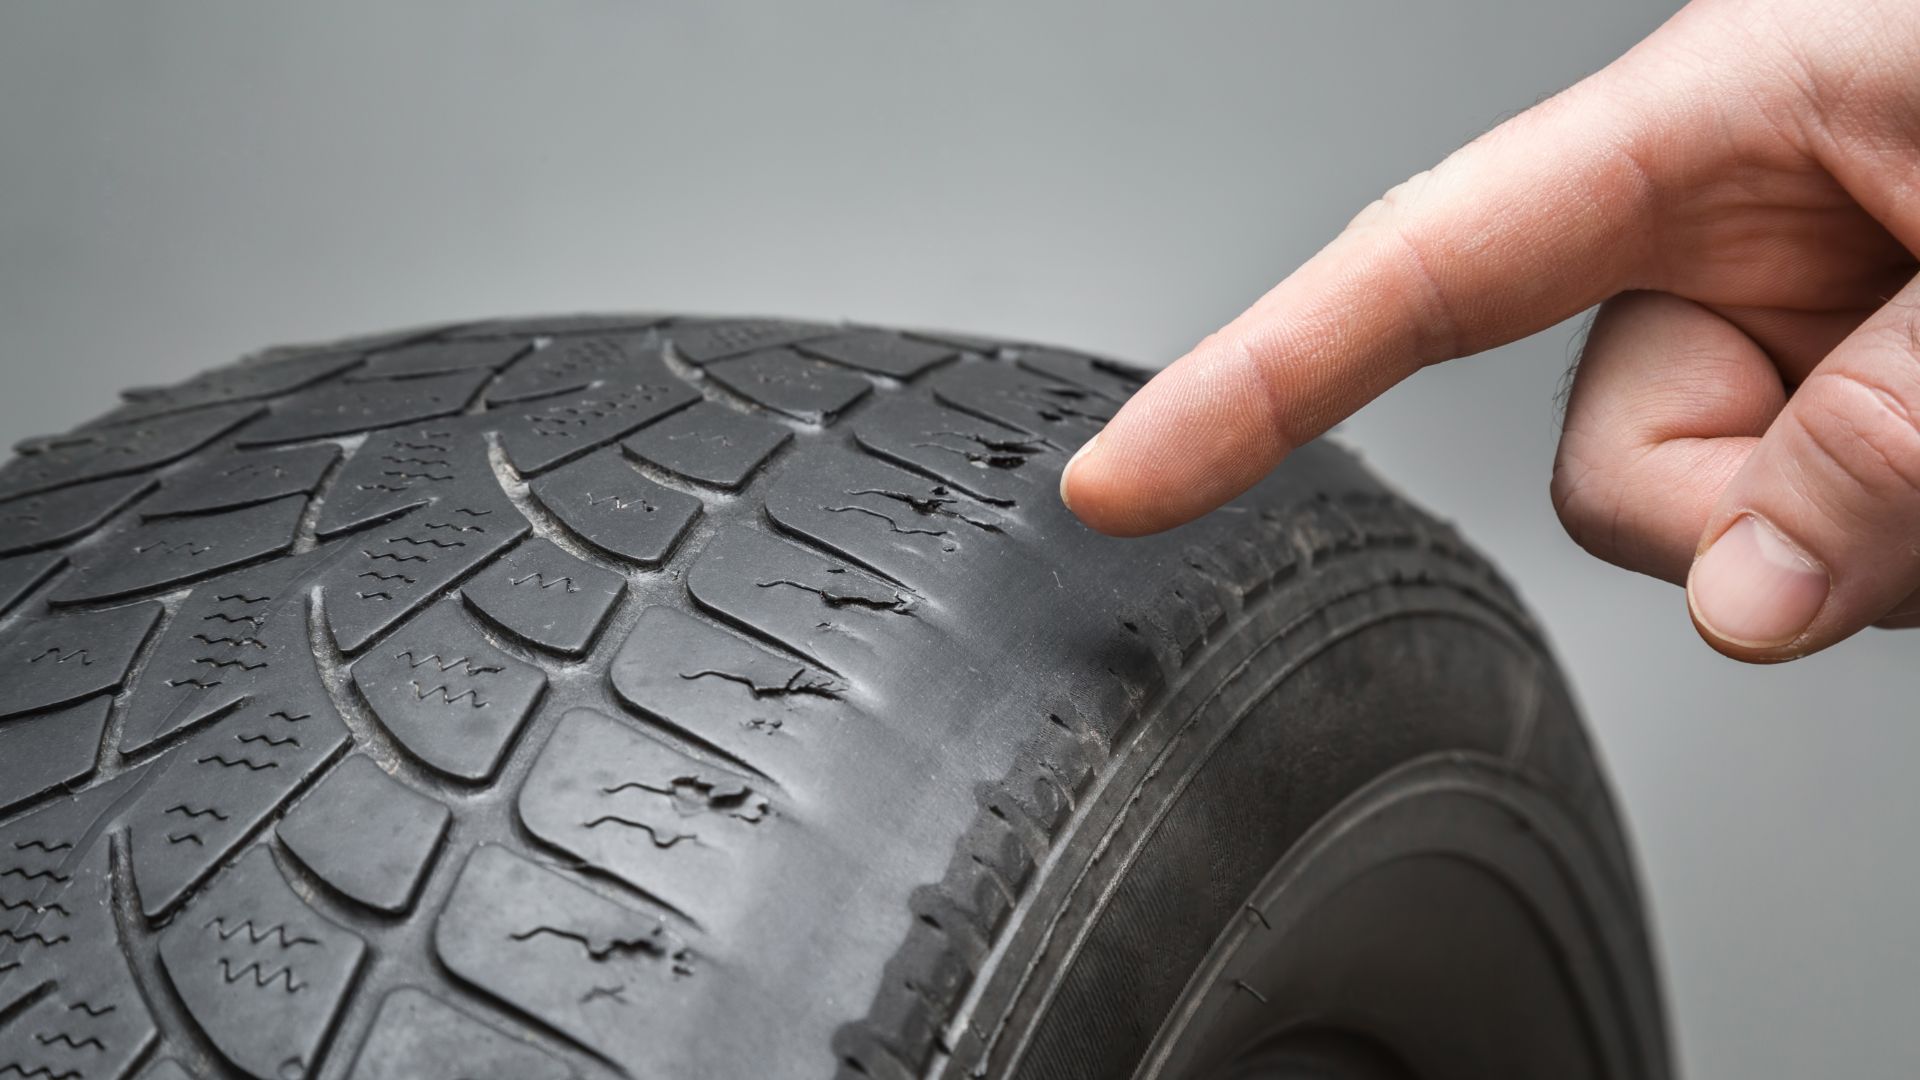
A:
[0,315,1668,1080]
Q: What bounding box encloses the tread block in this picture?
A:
[118,556,320,753]
[928,362,1114,449]
[874,922,977,1027]
[852,396,1046,506]
[519,708,771,924]
[0,929,160,1080]
[0,983,154,1080]
[141,1062,195,1080]
[1012,347,1144,401]
[97,349,364,427]
[902,328,1004,354]
[158,846,366,1080]
[0,695,111,812]
[620,401,791,489]
[0,601,163,719]
[611,606,846,776]
[238,369,491,446]
[528,449,700,567]
[493,345,699,476]
[241,325,443,367]
[670,318,836,364]
[796,331,957,379]
[0,474,153,555]
[832,1034,922,1080]
[483,334,654,406]
[705,349,871,423]
[346,987,572,1080]
[350,600,546,781]
[313,425,485,539]
[450,311,666,341]
[934,817,1023,937]
[460,537,624,655]
[278,755,449,914]
[348,339,528,381]
[128,687,351,917]
[688,527,917,672]
[434,846,690,1069]
[0,778,160,1080]
[1142,569,1230,666]
[0,990,152,1080]
[142,444,341,518]
[0,782,125,1000]
[1334,492,1424,549]
[1183,535,1296,601]
[764,454,1007,583]
[324,503,529,654]
[0,402,261,501]
[51,494,306,604]
[0,550,62,615]
[1284,498,1367,560]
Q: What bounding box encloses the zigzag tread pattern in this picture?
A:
[0,315,1548,1080]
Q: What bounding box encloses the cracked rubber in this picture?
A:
[0,315,1665,1080]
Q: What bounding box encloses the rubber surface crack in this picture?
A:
[679,667,842,700]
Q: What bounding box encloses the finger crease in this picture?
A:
[1385,220,1465,363]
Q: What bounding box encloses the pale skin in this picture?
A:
[1059,0,1920,663]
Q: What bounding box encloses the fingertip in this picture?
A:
[1059,430,1165,537]
[1683,514,1827,663]
[1057,432,1098,514]
[1684,601,1807,664]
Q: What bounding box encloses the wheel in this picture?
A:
[0,314,1667,1080]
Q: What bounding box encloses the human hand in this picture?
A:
[1059,0,1920,662]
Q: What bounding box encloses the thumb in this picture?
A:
[1686,274,1920,660]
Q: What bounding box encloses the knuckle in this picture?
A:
[1343,169,1464,363]
[1386,230,1462,362]
[1790,366,1920,507]
[1199,328,1295,452]
[1349,170,1433,229]
[1550,437,1627,563]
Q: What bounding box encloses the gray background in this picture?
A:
[2,2,1912,1076]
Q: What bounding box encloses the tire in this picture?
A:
[0,315,1667,1080]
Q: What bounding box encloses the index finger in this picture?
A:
[1062,72,1668,536]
